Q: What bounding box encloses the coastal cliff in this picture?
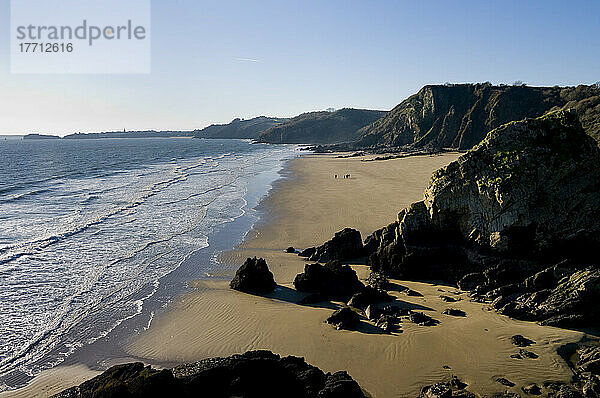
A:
[353,83,600,150]
[257,108,387,144]
[194,116,286,139]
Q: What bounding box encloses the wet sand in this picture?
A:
[4,153,586,397]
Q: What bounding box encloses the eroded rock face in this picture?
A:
[495,267,600,328]
[368,110,600,277]
[52,351,366,398]
[230,257,276,294]
[365,110,600,328]
[309,228,364,263]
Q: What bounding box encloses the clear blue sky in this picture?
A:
[1,0,599,135]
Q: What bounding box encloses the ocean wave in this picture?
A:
[0,141,299,390]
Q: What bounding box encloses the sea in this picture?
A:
[0,137,299,391]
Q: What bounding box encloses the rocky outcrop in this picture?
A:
[293,260,364,300]
[497,267,600,327]
[310,228,364,263]
[419,375,474,398]
[364,110,600,328]
[257,108,387,144]
[52,350,366,398]
[230,257,276,294]
[354,83,600,150]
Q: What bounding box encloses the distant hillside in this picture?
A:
[257,108,388,144]
[354,83,600,150]
[23,133,60,140]
[194,116,286,139]
[63,130,195,139]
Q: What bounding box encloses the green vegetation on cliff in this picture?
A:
[355,83,600,150]
[194,116,286,139]
[257,108,387,144]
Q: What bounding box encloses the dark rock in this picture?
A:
[522,383,542,395]
[581,374,600,398]
[519,349,539,359]
[510,335,535,347]
[452,391,477,398]
[406,289,424,297]
[347,286,392,309]
[381,305,411,317]
[536,267,600,328]
[420,382,452,398]
[326,307,360,330]
[449,375,467,390]
[318,371,365,398]
[440,295,460,302]
[375,314,398,333]
[366,271,389,290]
[299,247,317,258]
[458,273,487,291]
[494,377,515,387]
[53,350,367,398]
[443,308,466,317]
[577,346,600,374]
[409,312,439,326]
[309,228,365,263]
[230,257,276,294]
[364,305,378,320]
[294,261,365,300]
[554,385,584,398]
[286,246,297,253]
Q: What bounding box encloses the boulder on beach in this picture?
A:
[230,257,276,294]
[510,335,535,347]
[293,260,364,300]
[326,307,360,330]
[285,246,296,253]
[309,228,365,263]
[347,286,393,310]
[52,350,367,398]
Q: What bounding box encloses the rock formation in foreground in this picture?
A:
[364,110,600,328]
[230,257,276,294]
[52,350,366,398]
[307,228,364,263]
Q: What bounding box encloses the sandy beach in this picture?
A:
[3,153,587,397]
[128,153,585,397]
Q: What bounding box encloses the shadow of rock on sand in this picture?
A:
[263,285,339,310]
[263,286,396,335]
[355,320,395,335]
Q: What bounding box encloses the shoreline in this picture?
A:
[0,145,298,397]
[3,152,589,397]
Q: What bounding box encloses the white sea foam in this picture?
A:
[0,139,298,390]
